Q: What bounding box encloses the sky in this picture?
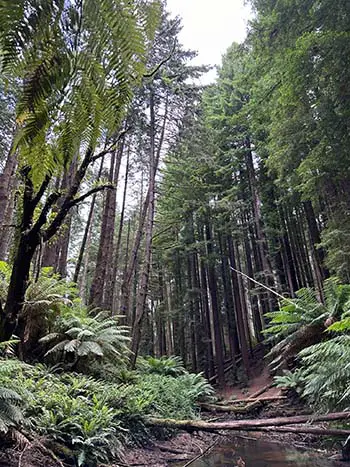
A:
[166,0,252,83]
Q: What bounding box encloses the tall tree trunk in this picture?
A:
[303,200,328,296]
[73,156,105,284]
[103,141,124,309]
[227,234,250,378]
[0,149,17,258]
[205,219,225,386]
[89,143,122,309]
[198,224,215,379]
[130,89,168,366]
[218,231,239,366]
[109,144,130,313]
[0,172,18,261]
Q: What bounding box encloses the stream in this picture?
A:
[176,437,343,467]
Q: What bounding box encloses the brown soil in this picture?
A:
[120,432,217,467]
[0,442,62,467]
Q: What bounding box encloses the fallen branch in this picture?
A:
[181,437,219,467]
[152,443,187,455]
[146,411,350,433]
[257,426,350,437]
[221,395,287,405]
[249,383,274,399]
[209,358,242,384]
[201,400,262,413]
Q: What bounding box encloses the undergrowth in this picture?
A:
[0,357,214,467]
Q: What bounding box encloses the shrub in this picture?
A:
[0,357,214,464]
[136,355,186,377]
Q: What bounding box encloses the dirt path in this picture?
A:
[220,355,281,401]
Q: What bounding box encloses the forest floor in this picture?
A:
[121,359,344,467]
[0,360,344,467]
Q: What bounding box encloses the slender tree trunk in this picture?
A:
[227,234,250,378]
[110,144,130,313]
[205,219,225,386]
[130,89,168,366]
[219,231,239,365]
[74,157,105,284]
[0,149,17,258]
[103,141,124,309]
[198,227,214,379]
[120,185,150,318]
[303,200,328,294]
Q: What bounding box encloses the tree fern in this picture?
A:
[0,0,161,186]
[299,336,350,410]
[136,355,186,377]
[40,305,130,371]
[264,278,350,370]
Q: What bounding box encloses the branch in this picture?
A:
[31,175,52,210]
[31,192,60,235]
[69,184,114,208]
[143,41,177,79]
[91,128,130,163]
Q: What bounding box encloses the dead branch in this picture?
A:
[146,411,350,433]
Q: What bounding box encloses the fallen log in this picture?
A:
[146,411,350,433]
[201,400,262,413]
[249,382,273,399]
[219,395,287,405]
[257,426,350,437]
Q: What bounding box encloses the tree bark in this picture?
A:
[146,411,350,432]
[73,156,105,285]
[109,144,130,313]
[130,88,168,365]
[0,149,17,258]
[227,235,250,377]
[205,219,225,386]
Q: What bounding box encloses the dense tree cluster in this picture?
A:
[0,0,350,464]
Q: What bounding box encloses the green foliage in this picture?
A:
[0,260,11,302]
[264,278,350,369]
[274,369,306,394]
[40,306,130,372]
[0,0,161,187]
[136,355,186,377]
[270,282,350,411]
[299,336,350,411]
[0,359,24,433]
[0,356,213,464]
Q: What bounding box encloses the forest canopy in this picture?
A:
[0,0,350,466]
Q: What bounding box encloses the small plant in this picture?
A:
[274,369,306,394]
[0,387,23,433]
[136,355,186,377]
[0,359,26,433]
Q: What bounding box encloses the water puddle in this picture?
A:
[177,437,342,466]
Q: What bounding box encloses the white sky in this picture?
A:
[166,0,252,83]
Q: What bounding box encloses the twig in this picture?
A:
[182,437,219,467]
[229,266,321,315]
[18,445,28,467]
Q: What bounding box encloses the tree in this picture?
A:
[0,0,160,342]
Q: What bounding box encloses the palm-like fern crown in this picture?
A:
[264,278,350,368]
[40,305,130,366]
[0,0,161,186]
